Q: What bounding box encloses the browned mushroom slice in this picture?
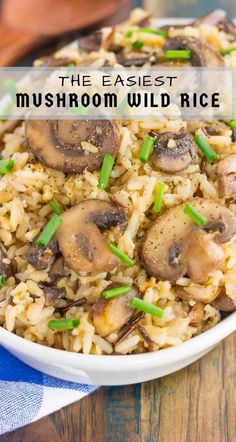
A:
[49,257,68,284]
[79,31,102,52]
[28,236,59,270]
[35,56,74,67]
[93,283,138,337]
[218,154,236,198]
[150,129,197,173]
[211,291,236,312]
[40,285,67,308]
[56,199,127,274]
[25,120,120,174]
[117,51,157,67]
[0,243,12,277]
[142,198,236,283]
[163,36,224,67]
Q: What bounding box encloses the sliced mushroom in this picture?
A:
[49,257,68,284]
[218,154,236,198]
[163,36,224,67]
[25,120,120,174]
[28,236,59,270]
[182,229,224,283]
[79,31,102,52]
[0,243,12,277]
[142,198,236,283]
[150,129,197,173]
[41,285,67,308]
[93,282,138,337]
[211,291,236,312]
[117,51,157,67]
[35,56,74,67]
[56,199,127,274]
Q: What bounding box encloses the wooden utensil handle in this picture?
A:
[0,23,43,66]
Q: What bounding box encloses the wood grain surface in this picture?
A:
[2,332,235,442]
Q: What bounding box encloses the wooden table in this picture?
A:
[2,333,235,442]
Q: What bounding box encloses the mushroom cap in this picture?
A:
[27,236,59,270]
[150,129,197,173]
[93,282,138,337]
[218,155,236,198]
[25,119,120,174]
[142,198,236,283]
[211,291,236,312]
[163,36,224,67]
[56,199,128,274]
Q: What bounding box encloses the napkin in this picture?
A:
[0,346,98,435]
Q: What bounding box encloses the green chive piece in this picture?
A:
[108,243,135,267]
[132,40,144,50]
[0,159,14,175]
[36,214,62,247]
[194,133,219,163]
[154,182,165,214]
[49,200,62,215]
[4,78,17,100]
[103,285,131,300]
[184,203,207,226]
[138,134,155,163]
[220,47,236,56]
[165,49,191,59]
[98,153,115,190]
[130,297,164,318]
[48,318,80,330]
[0,275,6,288]
[230,119,236,129]
[70,105,90,116]
[126,28,168,38]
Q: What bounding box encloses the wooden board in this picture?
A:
[2,332,235,442]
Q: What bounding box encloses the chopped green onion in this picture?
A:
[36,214,62,247]
[98,153,115,190]
[230,119,236,129]
[184,203,207,226]
[220,47,236,56]
[130,297,164,318]
[108,243,135,267]
[132,40,144,50]
[49,200,62,215]
[0,159,14,175]
[153,182,165,214]
[126,28,168,38]
[103,285,131,299]
[4,78,17,100]
[0,275,6,288]
[48,318,80,330]
[165,49,191,59]
[138,134,155,163]
[194,133,218,163]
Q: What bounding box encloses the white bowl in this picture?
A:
[0,312,235,385]
[0,17,235,386]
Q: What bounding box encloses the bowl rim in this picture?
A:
[0,311,235,369]
[0,15,235,370]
